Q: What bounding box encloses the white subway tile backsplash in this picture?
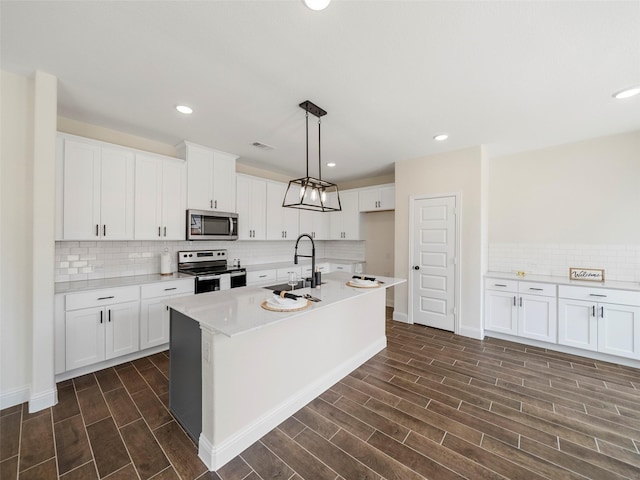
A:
[489,243,640,282]
[55,239,365,283]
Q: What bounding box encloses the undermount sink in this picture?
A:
[263,280,325,291]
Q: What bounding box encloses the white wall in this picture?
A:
[1,71,34,407]
[488,130,640,280]
[394,147,484,338]
[1,70,58,410]
[364,210,395,305]
[489,130,640,244]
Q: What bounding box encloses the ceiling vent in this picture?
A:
[252,141,275,151]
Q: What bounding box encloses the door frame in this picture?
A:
[408,193,461,334]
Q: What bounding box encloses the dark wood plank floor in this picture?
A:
[2,310,640,479]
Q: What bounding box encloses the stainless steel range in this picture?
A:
[177,249,246,294]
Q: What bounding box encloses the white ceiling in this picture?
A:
[2,1,639,182]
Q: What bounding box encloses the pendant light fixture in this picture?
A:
[283,100,341,212]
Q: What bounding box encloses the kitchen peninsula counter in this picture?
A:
[164,271,404,471]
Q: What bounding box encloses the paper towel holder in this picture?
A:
[160,248,172,276]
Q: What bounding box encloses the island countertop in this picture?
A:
[164,271,404,337]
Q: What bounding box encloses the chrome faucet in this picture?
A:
[294,233,316,288]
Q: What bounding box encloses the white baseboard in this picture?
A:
[29,388,58,412]
[55,344,169,382]
[0,385,30,410]
[198,337,387,471]
[392,310,409,323]
[458,325,484,340]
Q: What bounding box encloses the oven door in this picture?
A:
[230,271,247,289]
[194,274,221,294]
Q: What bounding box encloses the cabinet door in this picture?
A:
[212,151,237,212]
[518,294,557,343]
[358,188,378,212]
[100,148,135,239]
[134,154,163,240]
[105,301,140,360]
[484,290,517,334]
[63,140,101,239]
[379,186,395,210]
[66,306,105,370]
[266,181,286,240]
[187,145,214,210]
[340,191,362,240]
[162,159,187,240]
[558,299,597,351]
[598,304,640,359]
[236,176,266,240]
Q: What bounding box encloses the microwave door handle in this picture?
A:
[229,217,233,235]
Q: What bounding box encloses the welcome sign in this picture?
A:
[569,268,605,282]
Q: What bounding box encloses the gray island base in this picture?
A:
[164,272,405,471]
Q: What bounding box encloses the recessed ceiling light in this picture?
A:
[303,0,331,11]
[176,105,193,114]
[613,86,640,99]
[433,134,449,141]
[326,162,336,167]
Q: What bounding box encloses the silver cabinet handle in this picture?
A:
[600,306,604,318]
[519,297,523,307]
[215,200,217,209]
[210,200,213,208]
[97,296,114,300]
[158,226,161,237]
[494,284,507,287]
[592,305,596,317]
[100,311,103,324]
[164,287,177,291]
[513,296,516,306]
[108,309,111,322]
[259,274,267,278]
[589,294,607,297]
[103,225,106,236]
[164,226,167,237]
[96,224,99,237]
[529,287,543,291]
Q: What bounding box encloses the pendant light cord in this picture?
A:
[305,111,309,178]
[318,117,322,181]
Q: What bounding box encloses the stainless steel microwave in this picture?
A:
[187,210,238,241]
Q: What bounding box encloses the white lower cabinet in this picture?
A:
[140,279,194,350]
[558,286,640,359]
[484,279,557,343]
[65,299,139,371]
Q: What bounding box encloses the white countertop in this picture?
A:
[54,272,193,294]
[485,271,640,292]
[165,272,404,337]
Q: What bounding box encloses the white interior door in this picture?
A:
[411,196,457,331]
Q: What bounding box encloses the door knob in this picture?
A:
[413,265,420,270]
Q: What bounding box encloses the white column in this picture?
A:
[30,70,58,412]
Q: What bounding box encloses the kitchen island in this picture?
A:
[164,271,404,471]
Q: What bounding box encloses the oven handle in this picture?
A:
[230,271,246,277]
[197,274,222,281]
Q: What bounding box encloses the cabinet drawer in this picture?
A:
[247,269,276,285]
[559,285,640,306]
[66,286,139,311]
[518,282,556,297]
[276,266,302,281]
[485,278,518,292]
[301,263,330,276]
[141,279,194,299]
[332,263,355,273]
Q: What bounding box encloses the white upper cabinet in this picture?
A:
[178,142,238,212]
[236,174,267,240]
[266,181,299,240]
[134,153,186,240]
[299,209,329,240]
[359,184,395,212]
[61,137,135,240]
[330,190,362,240]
